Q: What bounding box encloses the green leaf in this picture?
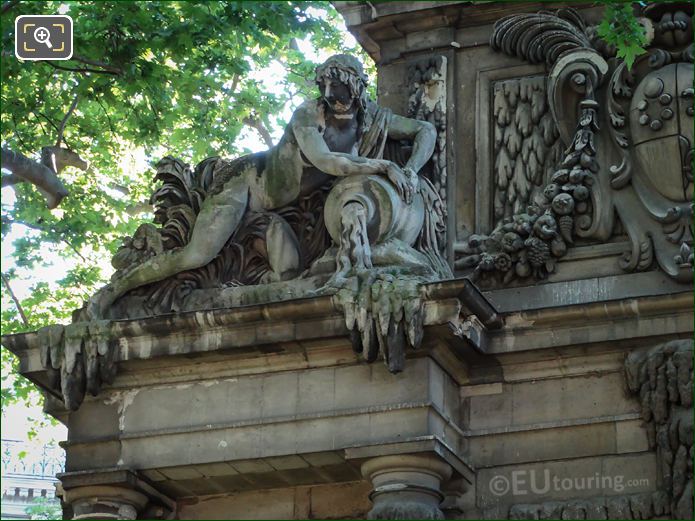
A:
[595,2,647,70]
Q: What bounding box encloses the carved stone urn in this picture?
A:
[324,174,425,247]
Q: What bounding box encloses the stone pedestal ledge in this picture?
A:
[361,454,453,519]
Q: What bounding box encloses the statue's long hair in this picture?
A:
[315,55,371,145]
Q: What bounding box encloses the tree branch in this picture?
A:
[126,200,154,215]
[1,173,25,187]
[2,217,87,261]
[95,95,117,138]
[35,112,62,138]
[41,146,89,174]
[1,147,68,209]
[1,1,20,15]
[32,112,48,137]
[1,272,29,328]
[41,60,120,76]
[229,74,239,94]
[55,94,79,147]
[10,113,29,151]
[243,115,274,148]
[70,55,123,75]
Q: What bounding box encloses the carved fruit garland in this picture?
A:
[457,86,599,284]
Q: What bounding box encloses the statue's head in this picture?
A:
[315,54,368,114]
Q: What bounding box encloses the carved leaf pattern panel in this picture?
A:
[492,77,563,227]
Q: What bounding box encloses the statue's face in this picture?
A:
[320,77,354,114]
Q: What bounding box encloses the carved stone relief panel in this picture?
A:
[490,76,563,227]
[455,4,694,287]
[465,62,551,240]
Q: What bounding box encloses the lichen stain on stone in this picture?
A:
[101,388,141,432]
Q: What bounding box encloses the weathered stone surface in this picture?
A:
[477,453,657,509]
[623,339,694,518]
[3,3,695,520]
[177,483,372,520]
[469,422,617,468]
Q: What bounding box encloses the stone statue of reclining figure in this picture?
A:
[86,54,449,320]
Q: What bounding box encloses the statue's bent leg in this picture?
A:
[263,214,303,283]
[89,179,250,318]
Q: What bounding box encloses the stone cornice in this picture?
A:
[332,1,598,62]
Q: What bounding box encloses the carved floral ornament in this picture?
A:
[456,4,694,286]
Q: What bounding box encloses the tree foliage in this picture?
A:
[25,496,63,520]
[596,1,649,69]
[1,1,372,411]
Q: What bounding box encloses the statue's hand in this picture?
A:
[385,162,414,204]
[403,166,419,198]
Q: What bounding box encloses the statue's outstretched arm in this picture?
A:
[387,114,436,175]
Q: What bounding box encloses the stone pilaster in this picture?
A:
[361,454,453,520]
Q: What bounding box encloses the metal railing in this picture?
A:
[1,439,65,479]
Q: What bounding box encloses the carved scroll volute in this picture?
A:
[548,49,608,146]
[548,49,613,241]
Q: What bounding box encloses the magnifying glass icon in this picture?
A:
[34,26,53,49]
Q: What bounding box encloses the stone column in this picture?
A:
[361,454,453,519]
[63,485,148,520]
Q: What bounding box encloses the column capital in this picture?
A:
[63,485,147,520]
[361,453,453,520]
[58,469,174,520]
